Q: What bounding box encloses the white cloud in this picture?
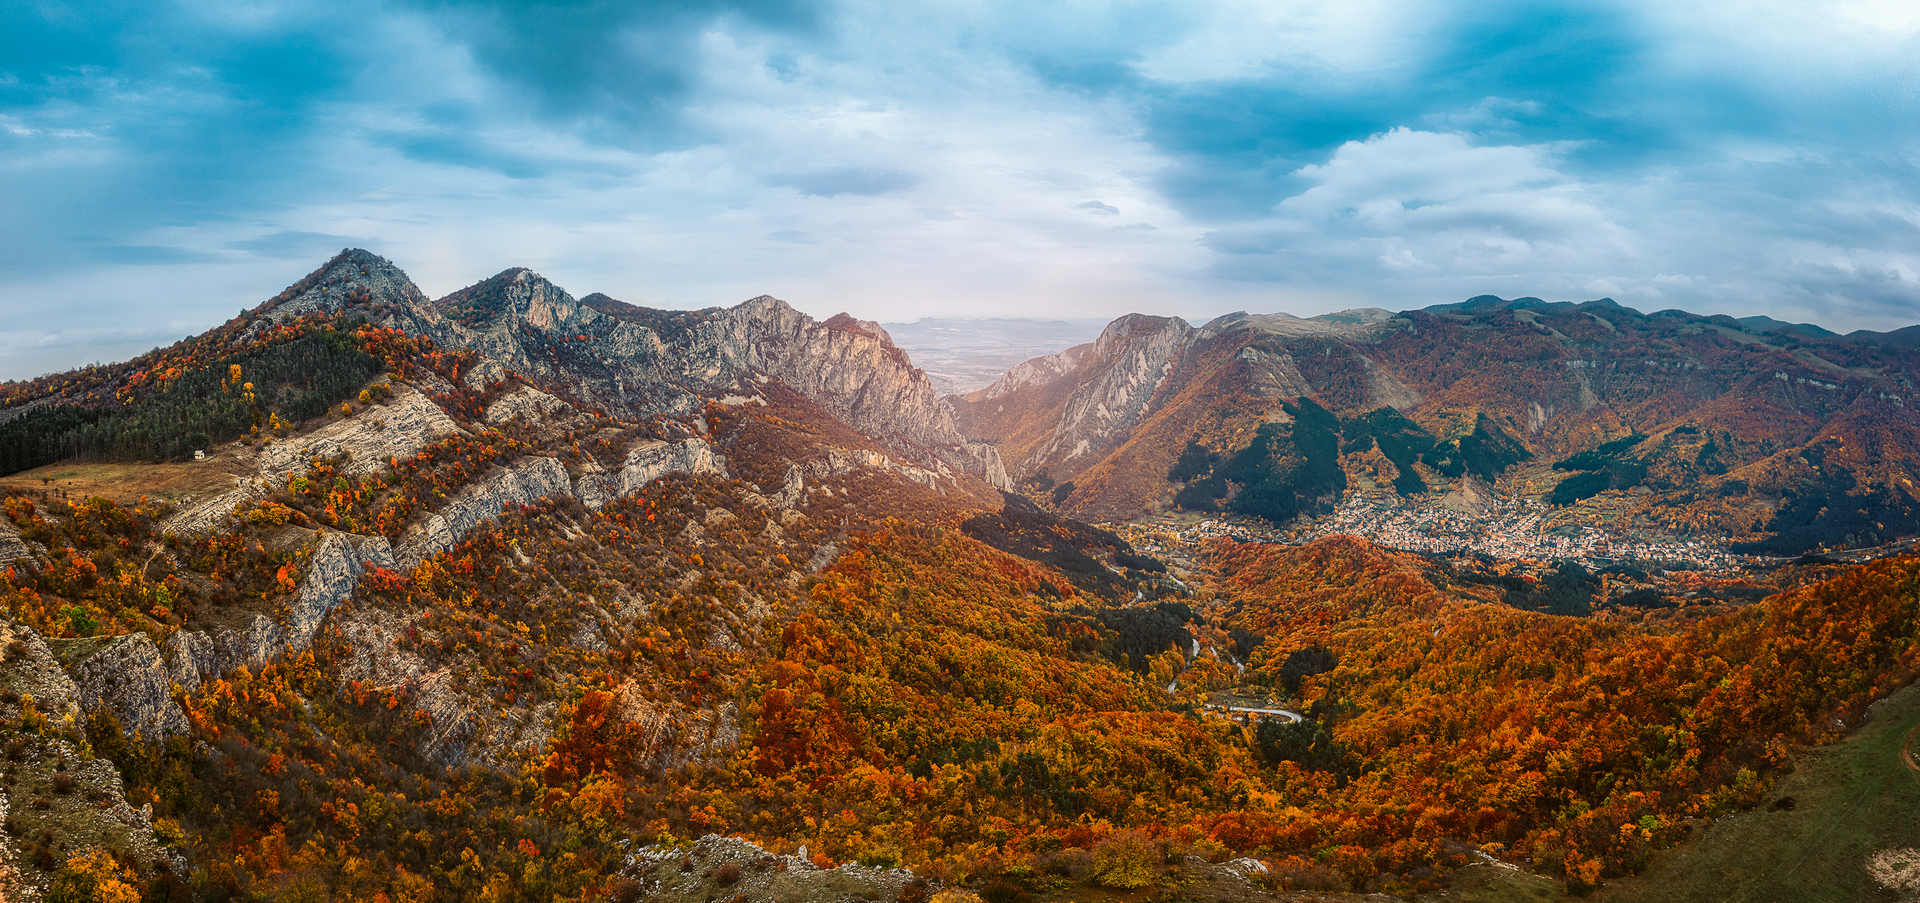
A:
[1254,128,1632,277]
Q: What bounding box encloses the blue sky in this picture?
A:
[3,0,1918,379]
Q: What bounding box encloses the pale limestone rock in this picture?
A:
[0,516,25,570]
[162,384,462,538]
[161,483,261,537]
[613,681,740,771]
[165,630,215,693]
[258,384,462,482]
[1036,314,1195,466]
[162,531,389,694]
[55,633,190,738]
[973,342,1093,401]
[0,619,82,721]
[264,248,434,325]
[335,609,430,689]
[394,456,572,568]
[811,447,950,490]
[286,533,367,651]
[1236,346,1315,399]
[1359,353,1424,411]
[767,464,805,509]
[573,439,729,511]
[415,270,967,453]
[937,442,1013,491]
[485,385,574,424]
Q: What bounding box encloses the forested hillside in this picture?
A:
[955,296,1920,557]
[1,252,1917,903]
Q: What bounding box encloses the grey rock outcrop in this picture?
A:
[573,439,730,511]
[394,457,573,569]
[290,533,384,650]
[0,619,82,721]
[1035,314,1195,465]
[166,532,388,694]
[973,342,1093,401]
[0,516,26,569]
[161,482,261,537]
[258,384,464,481]
[414,267,964,454]
[1236,346,1315,399]
[261,248,443,335]
[54,633,190,738]
[936,442,1013,491]
[162,385,466,538]
[613,680,740,771]
[810,447,954,490]
[485,385,574,424]
[334,608,555,768]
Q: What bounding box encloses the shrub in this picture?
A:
[978,878,1031,903]
[1090,833,1157,889]
[605,877,644,903]
[1040,848,1092,880]
[1267,855,1348,892]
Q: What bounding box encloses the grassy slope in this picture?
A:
[1448,678,1920,903]
[1590,677,1920,903]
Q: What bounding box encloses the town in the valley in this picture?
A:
[1115,491,1745,574]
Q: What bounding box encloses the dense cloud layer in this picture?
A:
[1,0,1916,378]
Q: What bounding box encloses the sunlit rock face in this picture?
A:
[1037,314,1196,466]
[419,268,965,448]
[269,251,1000,486]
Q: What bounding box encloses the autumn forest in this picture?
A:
[2,250,1918,902]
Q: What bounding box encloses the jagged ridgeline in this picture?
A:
[0,327,380,475]
[1170,398,1530,521]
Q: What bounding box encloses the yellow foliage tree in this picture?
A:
[1090,832,1157,889]
[44,849,140,903]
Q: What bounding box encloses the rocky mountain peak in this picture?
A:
[435,267,583,332]
[1093,313,1191,358]
[263,248,431,323]
[821,312,893,345]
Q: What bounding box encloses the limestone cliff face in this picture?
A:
[163,384,468,537]
[573,439,730,511]
[0,619,171,887]
[392,439,733,569]
[261,248,443,335]
[395,457,573,569]
[1033,314,1195,468]
[0,516,26,569]
[696,302,963,448]
[258,384,465,481]
[52,634,189,739]
[415,268,965,453]
[0,619,83,721]
[485,385,575,424]
[166,532,389,697]
[1234,346,1316,399]
[972,342,1093,402]
[242,252,997,487]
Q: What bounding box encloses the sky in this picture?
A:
[3,0,1919,380]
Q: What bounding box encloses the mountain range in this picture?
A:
[953,295,1920,555]
[0,250,1917,903]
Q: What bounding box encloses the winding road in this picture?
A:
[1203,704,1304,724]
